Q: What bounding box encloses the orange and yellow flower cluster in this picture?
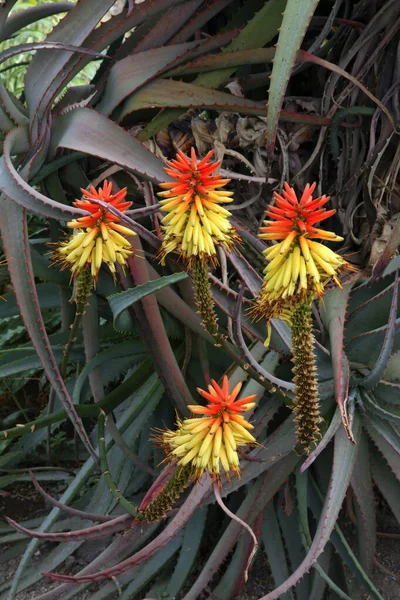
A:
[158,149,238,265]
[57,180,135,278]
[161,376,257,480]
[252,182,355,343]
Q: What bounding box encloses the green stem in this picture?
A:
[98,411,138,517]
[61,270,93,378]
[192,257,225,346]
[291,300,322,454]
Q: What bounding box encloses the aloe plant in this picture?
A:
[0,1,399,599]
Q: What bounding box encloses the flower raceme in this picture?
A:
[161,376,257,480]
[252,182,355,344]
[158,149,238,265]
[259,182,353,299]
[57,180,135,278]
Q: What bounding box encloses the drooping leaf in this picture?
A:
[24,1,115,138]
[120,78,330,125]
[0,196,96,461]
[0,127,83,221]
[0,3,73,42]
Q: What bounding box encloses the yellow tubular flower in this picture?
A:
[251,182,356,342]
[55,180,135,279]
[157,148,239,266]
[159,376,258,480]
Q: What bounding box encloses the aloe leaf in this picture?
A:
[5,375,163,598]
[370,448,400,523]
[0,3,72,42]
[262,504,295,600]
[362,388,400,424]
[296,470,352,600]
[165,509,207,599]
[363,419,400,482]
[97,42,199,116]
[167,47,276,76]
[346,318,400,369]
[130,0,204,52]
[24,1,115,137]
[345,278,400,340]
[139,0,287,139]
[44,0,193,115]
[277,499,311,600]
[72,340,145,406]
[107,272,188,330]
[171,0,235,44]
[49,108,167,185]
[0,283,60,319]
[226,248,263,296]
[120,78,330,126]
[0,40,102,67]
[264,0,320,155]
[307,477,385,600]
[44,477,210,584]
[364,416,400,455]
[0,127,85,221]
[0,196,96,461]
[0,346,83,377]
[120,78,270,119]
[257,415,361,600]
[0,79,28,126]
[361,269,399,389]
[382,351,400,381]
[0,1,18,36]
[320,283,357,442]
[350,434,376,571]
[184,456,298,600]
[124,238,194,415]
[117,533,184,599]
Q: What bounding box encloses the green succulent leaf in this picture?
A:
[264,0,320,155]
[97,42,199,116]
[50,108,168,187]
[107,271,189,332]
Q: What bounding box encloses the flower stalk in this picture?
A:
[138,465,192,522]
[158,148,240,340]
[291,299,322,454]
[252,182,356,450]
[192,256,225,345]
[61,268,93,378]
